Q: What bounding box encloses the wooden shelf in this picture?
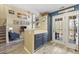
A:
[0,37,6,39]
[55,29,63,30]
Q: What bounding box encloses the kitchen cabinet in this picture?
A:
[42,33,48,44]
[34,33,48,50]
[24,30,48,53]
[34,34,43,50]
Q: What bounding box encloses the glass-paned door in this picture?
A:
[52,15,64,43]
[68,15,78,45]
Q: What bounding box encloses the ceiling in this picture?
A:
[10,4,75,13]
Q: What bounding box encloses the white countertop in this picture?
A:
[24,29,47,34]
[34,30,47,34]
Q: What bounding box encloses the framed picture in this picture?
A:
[9,10,15,14]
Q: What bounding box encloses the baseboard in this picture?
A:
[24,47,31,54]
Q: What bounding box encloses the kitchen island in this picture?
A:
[24,30,48,53]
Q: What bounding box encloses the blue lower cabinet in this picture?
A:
[42,33,48,44]
[35,39,42,49]
[8,32,20,41]
[34,33,48,50]
[34,34,42,50]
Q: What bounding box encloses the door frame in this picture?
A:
[65,11,79,50]
[52,11,79,50]
[52,14,65,44]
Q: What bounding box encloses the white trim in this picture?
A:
[58,7,74,14]
[6,26,9,44]
[24,46,31,54]
[78,15,79,46]
[52,11,79,50]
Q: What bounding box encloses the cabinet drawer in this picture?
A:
[34,36,42,50]
[34,33,48,50]
[35,34,43,38]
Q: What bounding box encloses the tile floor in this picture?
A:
[4,42,77,54]
[0,41,78,54]
[34,42,78,54]
[6,43,27,54]
[0,40,27,54]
